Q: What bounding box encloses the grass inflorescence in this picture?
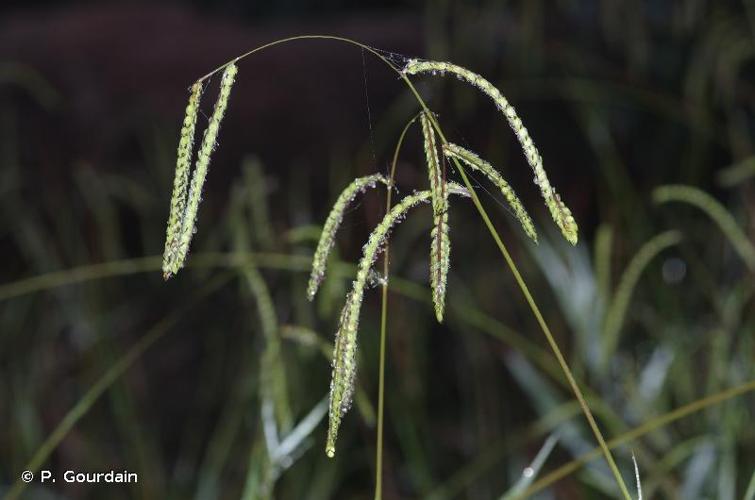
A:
[421,111,451,322]
[163,63,238,279]
[320,183,471,457]
[5,13,755,499]
[443,143,538,243]
[403,59,578,245]
[307,174,392,301]
[154,36,739,500]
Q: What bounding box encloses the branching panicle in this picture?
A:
[421,112,450,322]
[443,143,538,243]
[405,59,578,244]
[307,174,391,301]
[155,40,627,498]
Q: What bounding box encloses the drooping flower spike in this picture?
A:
[163,63,238,279]
[324,183,470,457]
[404,59,578,245]
[421,112,451,322]
[307,174,392,301]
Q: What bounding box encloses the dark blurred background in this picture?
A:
[1,1,754,499]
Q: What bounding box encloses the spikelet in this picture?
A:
[420,112,450,322]
[447,182,472,197]
[444,143,538,243]
[404,59,579,244]
[326,184,469,458]
[162,62,238,279]
[307,174,391,300]
[326,290,358,458]
[163,81,203,277]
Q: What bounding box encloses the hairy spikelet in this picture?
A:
[307,174,391,301]
[421,112,450,322]
[404,59,579,244]
[163,63,238,279]
[443,143,538,243]
[430,221,450,321]
[326,184,469,458]
[163,81,203,277]
[281,325,376,424]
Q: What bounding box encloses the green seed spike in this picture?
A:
[326,184,469,458]
[421,112,450,323]
[405,59,578,244]
[163,81,203,278]
[162,62,238,279]
[307,174,391,301]
[326,191,429,458]
[443,143,539,243]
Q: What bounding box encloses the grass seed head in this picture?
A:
[421,112,451,322]
[406,59,579,244]
[307,174,391,301]
[162,63,238,279]
[444,143,538,243]
[325,183,470,457]
[163,81,203,278]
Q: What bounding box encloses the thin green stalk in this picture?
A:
[195,36,406,84]
[463,180,631,499]
[375,115,418,500]
[376,251,389,500]
[340,48,629,495]
[520,379,755,497]
[419,113,632,499]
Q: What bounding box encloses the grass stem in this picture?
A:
[417,107,633,499]
[375,115,418,500]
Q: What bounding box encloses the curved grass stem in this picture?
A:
[520,379,755,497]
[419,108,633,500]
[450,163,632,500]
